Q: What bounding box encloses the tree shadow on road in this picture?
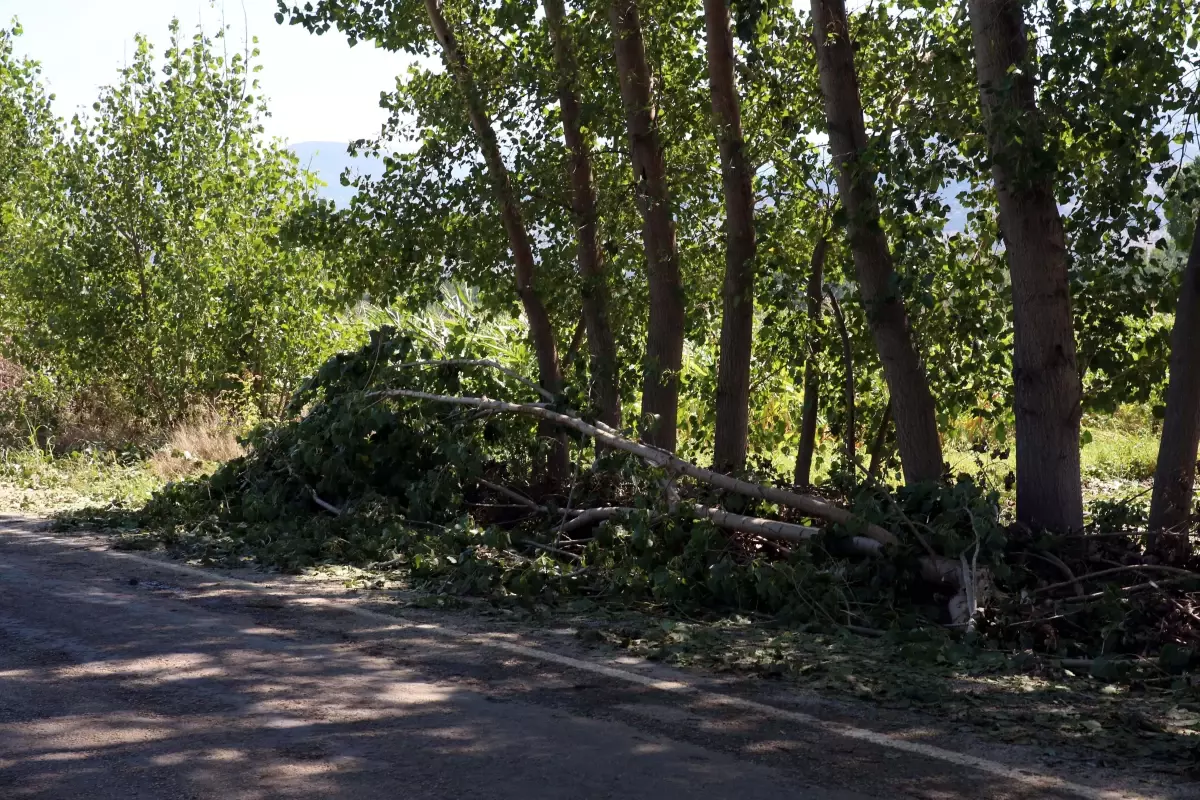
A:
[0,523,1184,800]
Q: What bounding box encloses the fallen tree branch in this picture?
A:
[557,503,882,555]
[891,503,939,559]
[373,389,899,547]
[555,462,581,540]
[561,506,633,534]
[1026,551,1084,597]
[520,539,582,561]
[478,478,542,511]
[467,502,537,510]
[691,505,882,554]
[311,489,343,516]
[1062,574,1200,603]
[1033,564,1198,596]
[845,624,886,638]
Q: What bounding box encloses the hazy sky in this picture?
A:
[7,0,416,144]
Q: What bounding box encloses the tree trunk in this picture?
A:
[968,0,1083,531]
[809,0,944,485]
[423,0,567,479]
[608,0,685,451]
[1149,210,1200,549]
[866,398,893,484]
[543,0,622,430]
[827,287,856,478]
[795,237,828,486]
[706,0,757,472]
[561,317,586,372]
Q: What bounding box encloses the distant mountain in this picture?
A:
[288,141,384,207]
[289,140,978,230]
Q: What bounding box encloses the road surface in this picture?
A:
[0,518,1181,799]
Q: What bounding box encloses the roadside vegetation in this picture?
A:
[2,0,1200,776]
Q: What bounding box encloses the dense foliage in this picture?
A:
[0,21,358,438]
[277,0,1199,478]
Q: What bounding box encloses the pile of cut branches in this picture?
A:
[71,326,1200,677]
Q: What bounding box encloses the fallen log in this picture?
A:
[561,506,631,534]
[372,388,899,547]
[557,504,883,555]
[691,505,882,554]
[477,478,542,511]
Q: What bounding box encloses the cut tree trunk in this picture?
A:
[706,0,758,473]
[968,0,1083,531]
[423,0,567,480]
[795,237,828,486]
[810,0,944,485]
[543,0,622,429]
[609,0,685,452]
[1149,210,1200,551]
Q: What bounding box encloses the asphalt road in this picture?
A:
[0,518,1181,800]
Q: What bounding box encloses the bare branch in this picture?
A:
[561,506,633,533]
[1033,564,1197,596]
[478,478,542,511]
[311,489,343,516]
[692,505,882,555]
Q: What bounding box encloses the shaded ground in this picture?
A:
[0,518,1191,799]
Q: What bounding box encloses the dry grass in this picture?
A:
[149,409,244,480]
[53,386,152,451]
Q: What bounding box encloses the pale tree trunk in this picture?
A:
[795,237,828,486]
[968,0,1083,530]
[706,0,758,472]
[809,0,944,485]
[543,0,622,430]
[423,0,567,479]
[609,0,685,451]
[1149,211,1200,552]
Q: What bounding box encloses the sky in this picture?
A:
[6,0,415,144]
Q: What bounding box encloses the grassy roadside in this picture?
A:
[0,447,166,515]
[0,414,239,515]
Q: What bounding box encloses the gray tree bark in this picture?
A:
[543,0,622,429]
[810,0,944,484]
[968,0,1083,530]
[423,0,567,479]
[706,0,758,472]
[609,0,686,451]
[1149,210,1200,551]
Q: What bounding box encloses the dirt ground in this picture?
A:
[0,516,1192,800]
